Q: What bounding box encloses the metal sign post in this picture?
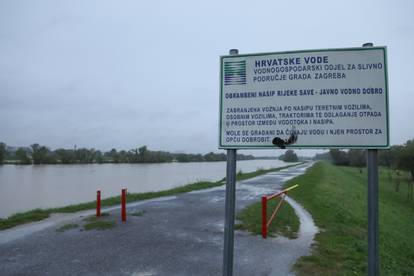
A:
[367,148,379,275]
[222,49,239,276]
[223,148,237,276]
[364,42,379,276]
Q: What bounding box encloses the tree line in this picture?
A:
[278,149,299,162]
[0,143,255,165]
[323,138,414,182]
[314,139,414,200]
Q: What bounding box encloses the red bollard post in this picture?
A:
[96,190,101,217]
[262,196,267,239]
[121,188,127,223]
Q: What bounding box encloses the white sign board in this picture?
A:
[219,47,389,149]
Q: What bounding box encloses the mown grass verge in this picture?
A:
[283,161,414,276]
[0,209,50,230]
[82,216,116,231]
[0,163,302,230]
[84,220,115,231]
[235,198,299,239]
[234,163,304,239]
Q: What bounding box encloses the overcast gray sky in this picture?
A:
[0,0,413,156]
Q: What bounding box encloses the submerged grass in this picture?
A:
[56,223,79,232]
[131,210,146,217]
[0,162,302,230]
[234,162,302,182]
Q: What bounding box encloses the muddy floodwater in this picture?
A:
[0,159,289,218]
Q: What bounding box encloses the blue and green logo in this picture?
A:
[224,60,246,85]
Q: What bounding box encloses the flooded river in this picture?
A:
[0,159,289,218]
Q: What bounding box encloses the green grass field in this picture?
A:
[235,161,414,275]
[285,162,414,276]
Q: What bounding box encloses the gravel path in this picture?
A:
[0,162,317,276]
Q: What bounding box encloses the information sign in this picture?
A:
[219,47,389,149]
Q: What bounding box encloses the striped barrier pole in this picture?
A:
[262,185,299,238]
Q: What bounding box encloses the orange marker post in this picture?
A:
[262,196,267,239]
[96,190,101,217]
[121,188,127,223]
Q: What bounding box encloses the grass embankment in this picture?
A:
[0,163,301,230]
[282,162,414,275]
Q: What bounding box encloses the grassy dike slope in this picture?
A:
[287,162,414,275]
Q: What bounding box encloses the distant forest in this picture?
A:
[0,143,257,165]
